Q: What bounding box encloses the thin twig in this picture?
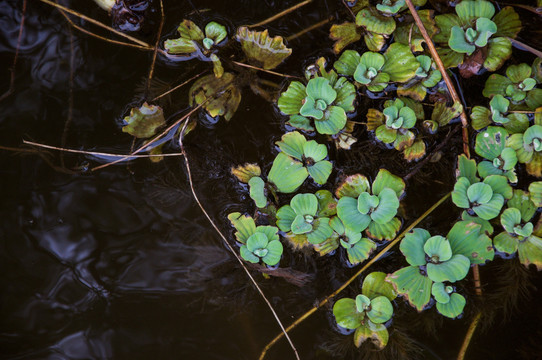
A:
[146,0,165,96]
[152,71,207,101]
[0,0,27,103]
[58,9,152,50]
[286,17,333,41]
[404,0,470,158]
[457,312,482,360]
[61,24,75,168]
[259,192,452,360]
[90,103,204,171]
[178,121,300,360]
[499,3,542,16]
[22,140,184,158]
[40,0,152,48]
[247,0,313,28]
[341,0,356,20]
[508,37,542,59]
[232,61,301,79]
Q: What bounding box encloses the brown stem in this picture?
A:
[0,0,27,103]
[286,17,333,42]
[247,0,313,28]
[508,37,542,59]
[457,312,482,360]
[259,192,452,360]
[146,0,165,96]
[61,24,75,168]
[232,61,302,79]
[152,71,208,102]
[404,0,470,158]
[178,121,300,360]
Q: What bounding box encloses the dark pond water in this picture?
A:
[1,0,542,359]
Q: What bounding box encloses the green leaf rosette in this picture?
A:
[236,27,292,70]
[375,98,417,151]
[432,283,466,319]
[240,229,283,266]
[122,102,165,139]
[475,127,518,182]
[397,55,442,101]
[507,124,542,177]
[330,217,376,265]
[276,193,333,244]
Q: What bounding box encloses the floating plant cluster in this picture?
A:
[111,0,542,353]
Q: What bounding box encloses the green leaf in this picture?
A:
[518,236,542,270]
[356,7,396,35]
[337,197,371,232]
[333,77,357,113]
[164,37,198,54]
[493,6,521,38]
[483,175,513,199]
[484,37,512,72]
[262,240,283,266]
[333,298,363,329]
[493,231,519,254]
[387,266,432,311]
[247,232,269,252]
[362,272,397,301]
[371,188,399,224]
[358,192,379,215]
[268,153,308,193]
[375,126,397,144]
[474,18,497,47]
[329,22,362,54]
[473,193,504,220]
[335,174,370,198]
[291,215,312,234]
[307,162,331,185]
[122,103,165,139]
[426,254,470,283]
[372,169,405,198]
[228,212,256,244]
[483,74,512,98]
[434,13,462,43]
[431,282,451,304]
[449,26,476,55]
[316,105,347,135]
[334,50,361,77]
[452,177,472,209]
[189,73,241,121]
[307,218,334,244]
[255,226,279,242]
[249,177,267,208]
[436,293,466,319]
[366,296,393,324]
[306,77,337,104]
[400,228,430,266]
[366,217,401,241]
[455,0,495,23]
[276,131,306,160]
[236,27,292,70]
[291,193,318,216]
[461,212,494,235]
[376,0,405,14]
[509,190,537,222]
[278,81,307,115]
[276,205,297,232]
[475,126,508,160]
[467,182,493,204]
[424,235,453,262]
[500,207,522,234]
[303,140,328,162]
[315,190,337,217]
[457,154,479,183]
[470,106,491,130]
[205,22,227,44]
[287,115,314,131]
[447,220,494,264]
[364,31,386,52]
[381,43,419,83]
[529,182,542,207]
[240,245,260,263]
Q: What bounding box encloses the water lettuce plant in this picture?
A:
[494,192,542,270]
[431,282,466,319]
[333,272,397,349]
[397,55,442,101]
[236,27,292,70]
[474,127,518,183]
[122,102,165,138]
[333,43,419,92]
[336,169,404,240]
[276,193,333,245]
[433,1,521,72]
[330,216,376,265]
[483,62,542,110]
[164,20,228,78]
[228,212,283,266]
[277,75,356,135]
[373,98,416,149]
[189,72,242,121]
[506,123,542,177]
[470,94,529,133]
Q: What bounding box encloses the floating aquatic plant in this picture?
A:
[397,55,442,101]
[276,193,333,245]
[189,72,242,121]
[506,123,542,177]
[236,27,292,70]
[330,216,376,265]
[431,282,466,319]
[277,74,356,135]
[228,212,283,266]
[333,44,419,92]
[494,192,542,270]
[483,62,542,110]
[471,95,529,133]
[433,0,521,72]
[475,127,518,183]
[122,102,165,138]
[336,169,404,241]
[164,20,228,77]
[333,272,396,349]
